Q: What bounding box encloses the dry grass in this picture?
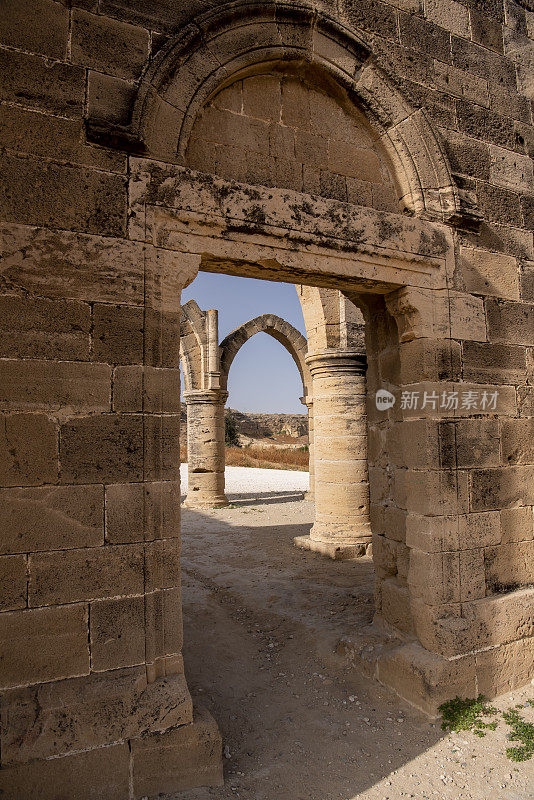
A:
[225,444,308,471]
[180,444,309,470]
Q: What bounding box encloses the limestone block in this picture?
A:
[90,595,145,671]
[0,49,84,118]
[459,548,486,601]
[486,298,534,344]
[408,549,461,603]
[476,638,534,696]
[470,9,504,53]
[0,554,27,611]
[0,742,130,800]
[501,418,534,464]
[399,339,461,383]
[145,308,181,369]
[462,342,526,384]
[340,0,398,38]
[93,302,144,364]
[0,604,89,689]
[440,129,491,179]
[105,481,180,544]
[377,642,476,717]
[327,141,382,183]
[2,667,191,764]
[0,360,111,413]
[471,465,534,510]
[0,223,145,304]
[0,105,126,173]
[500,506,534,542]
[0,295,91,360]
[372,534,398,576]
[484,541,534,592]
[311,434,367,460]
[453,418,501,468]
[0,485,104,554]
[490,144,534,191]
[433,61,489,106]
[405,511,502,552]
[71,8,149,81]
[462,589,534,650]
[424,0,470,36]
[0,153,127,237]
[60,414,144,483]
[394,469,468,515]
[144,540,181,591]
[460,247,520,299]
[399,12,452,61]
[380,579,413,634]
[0,0,69,58]
[452,36,516,89]
[144,588,183,663]
[29,543,144,606]
[113,364,143,411]
[87,69,138,127]
[144,415,181,481]
[0,413,58,487]
[131,705,223,798]
[478,182,522,225]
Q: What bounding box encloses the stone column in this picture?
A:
[183,389,229,508]
[294,349,371,559]
[301,395,314,501]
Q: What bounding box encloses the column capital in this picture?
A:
[183,389,228,405]
[305,348,367,377]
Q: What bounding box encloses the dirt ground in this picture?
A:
[176,489,534,800]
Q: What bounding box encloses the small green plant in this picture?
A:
[439,696,498,738]
[439,696,534,761]
[502,707,534,762]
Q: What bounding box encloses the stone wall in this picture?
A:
[0,0,533,794]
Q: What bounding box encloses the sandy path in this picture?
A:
[180,463,309,496]
[175,482,534,800]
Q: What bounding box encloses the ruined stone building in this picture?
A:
[0,0,533,797]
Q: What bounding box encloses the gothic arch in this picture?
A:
[219,314,311,397]
[180,299,207,391]
[91,0,463,221]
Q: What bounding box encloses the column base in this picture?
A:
[294,534,370,560]
[183,494,230,509]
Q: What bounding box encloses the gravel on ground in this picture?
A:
[180,463,309,497]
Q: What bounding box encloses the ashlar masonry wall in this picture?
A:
[0,0,533,797]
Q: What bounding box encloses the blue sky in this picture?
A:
[182,272,307,414]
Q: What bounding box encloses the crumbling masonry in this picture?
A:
[0,0,533,797]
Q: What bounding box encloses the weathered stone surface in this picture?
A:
[0,360,111,412]
[0,743,130,800]
[29,543,144,605]
[485,298,534,344]
[132,706,223,798]
[60,414,144,483]
[0,554,27,611]
[0,153,127,236]
[0,604,89,689]
[0,413,58,487]
[471,465,534,510]
[0,0,69,58]
[71,8,149,80]
[0,485,104,554]
[460,247,520,299]
[484,540,534,592]
[93,302,144,364]
[1,667,192,763]
[462,342,526,383]
[0,49,84,118]
[90,595,145,670]
[105,481,180,543]
[0,295,91,360]
[0,105,126,173]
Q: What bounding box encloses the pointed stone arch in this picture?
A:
[219,313,311,397]
[180,299,207,391]
[88,0,465,222]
